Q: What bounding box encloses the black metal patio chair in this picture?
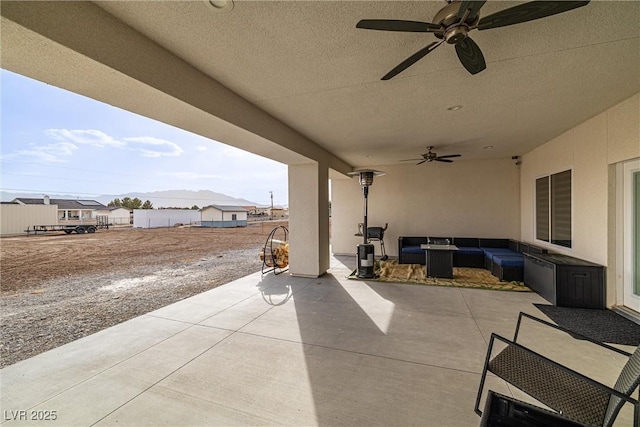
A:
[475,312,640,427]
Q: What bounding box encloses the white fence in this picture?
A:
[133,209,201,228]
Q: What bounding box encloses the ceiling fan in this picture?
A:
[401,146,462,165]
[356,0,590,78]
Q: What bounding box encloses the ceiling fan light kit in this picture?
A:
[356,0,590,79]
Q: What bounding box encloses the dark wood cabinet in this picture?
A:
[523,253,605,309]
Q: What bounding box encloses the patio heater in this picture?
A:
[347,169,385,278]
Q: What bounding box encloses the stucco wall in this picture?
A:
[0,204,58,235]
[331,159,521,257]
[520,93,640,266]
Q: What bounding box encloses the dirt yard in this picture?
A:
[0,221,288,367]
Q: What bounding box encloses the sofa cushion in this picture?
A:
[453,237,479,247]
[457,247,484,255]
[402,246,425,254]
[478,238,510,248]
[481,248,515,255]
[399,237,428,246]
[492,255,524,267]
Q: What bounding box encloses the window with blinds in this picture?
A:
[535,176,549,242]
[535,170,572,248]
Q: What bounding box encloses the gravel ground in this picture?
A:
[0,222,287,368]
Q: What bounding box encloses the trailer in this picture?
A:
[25,224,98,235]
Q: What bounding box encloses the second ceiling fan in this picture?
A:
[402,146,461,165]
[356,0,590,79]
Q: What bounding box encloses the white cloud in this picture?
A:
[123,136,184,158]
[5,129,185,160]
[0,142,78,162]
[46,129,124,148]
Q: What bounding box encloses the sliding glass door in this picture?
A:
[623,159,640,312]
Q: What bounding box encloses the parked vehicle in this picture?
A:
[25,224,98,235]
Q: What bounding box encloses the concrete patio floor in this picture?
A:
[1,255,634,426]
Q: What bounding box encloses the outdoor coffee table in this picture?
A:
[420,244,458,279]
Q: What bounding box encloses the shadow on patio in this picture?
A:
[1,255,634,426]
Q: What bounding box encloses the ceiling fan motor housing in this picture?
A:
[432,1,479,44]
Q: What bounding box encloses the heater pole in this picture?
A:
[348,169,385,280]
[362,185,369,245]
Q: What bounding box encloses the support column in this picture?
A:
[288,162,330,277]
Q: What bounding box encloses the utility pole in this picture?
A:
[269,191,274,221]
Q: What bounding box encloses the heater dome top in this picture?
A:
[347,169,385,177]
[347,169,386,187]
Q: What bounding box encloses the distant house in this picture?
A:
[94,206,132,226]
[241,205,258,215]
[269,207,288,219]
[253,206,270,216]
[200,205,247,228]
[12,196,107,223]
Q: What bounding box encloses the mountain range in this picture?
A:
[1,190,267,209]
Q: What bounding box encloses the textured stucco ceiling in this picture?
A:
[10,1,640,168]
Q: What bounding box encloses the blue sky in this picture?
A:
[0,69,288,206]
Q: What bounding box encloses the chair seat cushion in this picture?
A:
[401,246,425,254]
[456,247,484,255]
[492,255,524,267]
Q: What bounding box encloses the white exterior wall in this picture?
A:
[133,209,200,228]
[520,94,639,265]
[0,204,58,235]
[201,208,222,221]
[201,208,247,221]
[331,158,521,257]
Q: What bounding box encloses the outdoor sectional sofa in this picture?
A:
[397,236,547,282]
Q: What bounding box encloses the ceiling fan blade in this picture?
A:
[436,154,462,159]
[356,19,441,32]
[434,158,454,163]
[382,41,443,80]
[458,1,487,22]
[416,160,427,165]
[400,158,424,162]
[478,1,589,31]
[455,37,486,75]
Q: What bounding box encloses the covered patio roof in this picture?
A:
[1,1,637,168]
